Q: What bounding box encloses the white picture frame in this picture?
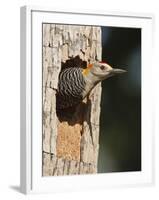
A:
[20,5,154,194]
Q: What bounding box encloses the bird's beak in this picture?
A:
[110,68,127,75]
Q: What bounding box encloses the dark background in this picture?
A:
[98,27,141,173]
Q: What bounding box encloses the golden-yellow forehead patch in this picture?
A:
[82,68,90,75]
[88,63,93,69]
[82,63,93,76]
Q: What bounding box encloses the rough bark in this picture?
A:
[42,24,102,176]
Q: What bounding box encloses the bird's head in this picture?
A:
[82,61,126,82]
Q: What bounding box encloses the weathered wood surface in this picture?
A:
[42,24,102,176]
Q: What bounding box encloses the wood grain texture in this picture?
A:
[42,24,102,176]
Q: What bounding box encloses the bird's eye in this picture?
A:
[100,65,105,70]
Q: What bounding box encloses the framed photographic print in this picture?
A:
[20,6,154,194]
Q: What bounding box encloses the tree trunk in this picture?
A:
[42,24,102,176]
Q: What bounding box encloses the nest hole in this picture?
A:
[56,56,89,125]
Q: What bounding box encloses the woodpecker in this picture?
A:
[56,61,126,110]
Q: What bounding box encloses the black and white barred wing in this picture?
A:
[56,68,86,110]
